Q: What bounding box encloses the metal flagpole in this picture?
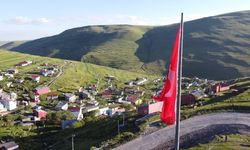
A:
[175,13,184,150]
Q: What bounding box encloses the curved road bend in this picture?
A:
[114,112,250,150]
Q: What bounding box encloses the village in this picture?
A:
[0,59,239,149]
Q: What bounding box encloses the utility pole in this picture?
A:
[72,134,75,150]
[122,114,125,126]
[117,120,120,134]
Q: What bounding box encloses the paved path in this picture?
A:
[114,112,250,150]
[46,60,68,87]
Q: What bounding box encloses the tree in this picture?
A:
[46,111,75,125]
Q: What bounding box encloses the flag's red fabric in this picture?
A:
[153,26,181,125]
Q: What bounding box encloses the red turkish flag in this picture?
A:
[153,25,181,125]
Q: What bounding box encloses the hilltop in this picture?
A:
[2,10,250,79]
[0,41,9,46]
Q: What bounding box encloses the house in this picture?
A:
[83,105,99,113]
[181,94,196,106]
[86,100,99,106]
[47,92,59,100]
[64,93,76,103]
[79,90,90,99]
[98,107,109,115]
[107,107,125,116]
[0,100,17,111]
[116,97,132,104]
[5,74,14,78]
[17,60,32,67]
[0,92,17,110]
[40,68,56,77]
[124,87,136,94]
[190,90,207,100]
[0,74,3,81]
[137,102,163,116]
[34,94,40,104]
[33,109,47,119]
[101,89,113,99]
[34,87,51,96]
[31,75,40,83]
[68,106,83,120]
[0,141,19,150]
[61,119,77,129]
[7,68,18,74]
[134,77,148,85]
[55,102,68,110]
[153,78,161,83]
[0,103,6,112]
[134,91,145,96]
[127,95,142,106]
[40,69,49,77]
[86,85,97,92]
[210,83,231,93]
[6,82,12,87]
[126,81,135,86]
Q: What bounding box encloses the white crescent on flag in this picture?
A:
[164,67,176,97]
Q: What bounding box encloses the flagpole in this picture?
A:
[175,13,184,150]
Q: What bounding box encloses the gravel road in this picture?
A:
[114,112,250,150]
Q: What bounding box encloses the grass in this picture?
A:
[189,134,250,150]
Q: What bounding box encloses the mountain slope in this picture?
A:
[3,10,250,80]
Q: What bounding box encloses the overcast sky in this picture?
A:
[0,0,249,41]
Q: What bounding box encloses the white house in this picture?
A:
[87,100,99,106]
[64,93,77,103]
[135,77,148,85]
[31,75,40,83]
[17,60,32,67]
[0,100,17,110]
[0,92,17,111]
[98,107,109,116]
[0,74,3,81]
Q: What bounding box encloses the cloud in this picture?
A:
[5,16,50,25]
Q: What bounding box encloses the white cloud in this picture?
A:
[5,16,50,25]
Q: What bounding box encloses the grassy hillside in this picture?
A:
[0,50,154,91]
[190,134,250,150]
[3,10,250,79]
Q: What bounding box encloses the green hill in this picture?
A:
[2,10,250,79]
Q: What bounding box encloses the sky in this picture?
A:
[0,0,249,41]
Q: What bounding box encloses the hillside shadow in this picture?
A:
[135,16,249,80]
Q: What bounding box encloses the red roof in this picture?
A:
[68,106,81,112]
[35,87,51,95]
[102,90,112,96]
[127,95,137,103]
[19,61,28,65]
[31,74,39,78]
